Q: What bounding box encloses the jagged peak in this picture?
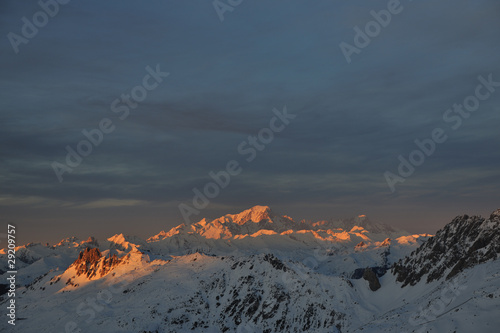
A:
[309,215,399,236]
[52,236,99,249]
[354,241,368,251]
[490,208,500,220]
[251,205,272,213]
[147,224,189,242]
[147,230,168,242]
[55,236,80,247]
[107,233,126,243]
[393,211,500,287]
[107,233,143,243]
[225,205,274,225]
[145,206,407,244]
[84,236,96,242]
[349,226,368,233]
[67,247,123,280]
[81,236,99,246]
[77,246,102,260]
[379,238,391,247]
[107,233,144,251]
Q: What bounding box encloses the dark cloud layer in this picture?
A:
[1,0,499,244]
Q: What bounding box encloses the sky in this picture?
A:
[1,0,499,245]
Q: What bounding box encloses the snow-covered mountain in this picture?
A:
[145,206,421,256]
[393,210,500,286]
[1,206,499,332]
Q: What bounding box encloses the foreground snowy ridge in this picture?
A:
[1,206,499,332]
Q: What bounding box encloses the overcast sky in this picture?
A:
[1,0,499,245]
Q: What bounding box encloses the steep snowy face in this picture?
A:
[13,251,364,333]
[226,205,274,224]
[195,205,311,239]
[148,206,280,241]
[159,253,353,332]
[393,210,500,287]
[106,233,145,251]
[2,207,500,333]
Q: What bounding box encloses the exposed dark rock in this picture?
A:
[351,266,387,279]
[362,267,381,291]
[71,247,122,279]
[379,238,391,247]
[355,241,366,249]
[82,236,99,247]
[262,254,287,272]
[163,255,346,332]
[0,284,9,296]
[393,209,500,287]
[490,209,500,220]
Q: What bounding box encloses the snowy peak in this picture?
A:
[342,215,398,235]
[55,236,80,247]
[378,238,391,247]
[146,206,412,251]
[393,210,500,287]
[107,233,145,250]
[4,207,500,333]
[51,246,151,290]
[490,208,500,220]
[310,215,401,239]
[70,247,119,280]
[226,205,274,224]
[51,236,99,250]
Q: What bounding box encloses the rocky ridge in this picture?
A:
[393,210,500,287]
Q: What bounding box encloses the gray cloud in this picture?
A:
[1,0,499,244]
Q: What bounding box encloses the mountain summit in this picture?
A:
[226,205,274,224]
[146,205,411,252]
[393,209,500,286]
[1,207,499,332]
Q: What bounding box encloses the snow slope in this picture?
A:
[1,206,499,332]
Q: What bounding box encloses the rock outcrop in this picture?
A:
[71,247,121,279]
[393,210,500,287]
[362,267,381,291]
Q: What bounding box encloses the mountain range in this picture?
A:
[1,206,499,332]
